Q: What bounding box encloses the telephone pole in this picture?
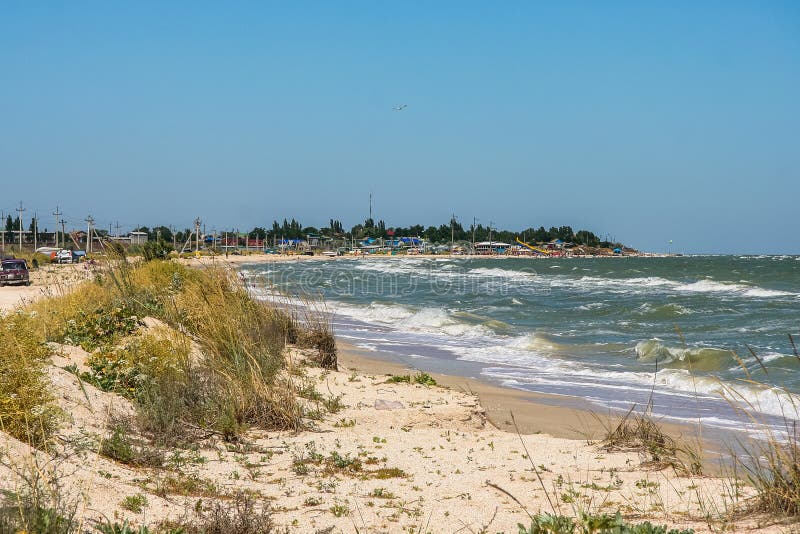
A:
[16,202,26,251]
[53,206,62,248]
[194,218,202,252]
[85,215,95,254]
[33,214,38,251]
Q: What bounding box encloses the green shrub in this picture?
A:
[99,421,164,467]
[518,512,694,534]
[62,305,139,351]
[119,494,148,514]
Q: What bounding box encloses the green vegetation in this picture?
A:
[370,487,396,499]
[62,305,139,351]
[119,494,148,514]
[99,421,164,467]
[386,372,437,386]
[329,503,350,517]
[0,450,80,534]
[98,493,277,533]
[518,512,694,534]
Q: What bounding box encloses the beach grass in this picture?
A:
[0,311,59,447]
[16,256,337,447]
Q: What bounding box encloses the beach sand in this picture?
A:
[0,339,757,533]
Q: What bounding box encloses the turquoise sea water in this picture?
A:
[243,255,800,437]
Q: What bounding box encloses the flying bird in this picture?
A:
[393,104,408,111]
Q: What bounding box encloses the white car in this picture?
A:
[57,249,74,264]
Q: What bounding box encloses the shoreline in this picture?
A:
[213,255,726,453]
[337,341,722,458]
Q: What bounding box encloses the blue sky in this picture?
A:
[1,1,798,253]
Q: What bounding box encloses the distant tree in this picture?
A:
[329,219,344,234]
[575,230,600,247]
[151,226,173,243]
[249,227,267,240]
[350,224,365,238]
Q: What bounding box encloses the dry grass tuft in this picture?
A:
[598,406,702,476]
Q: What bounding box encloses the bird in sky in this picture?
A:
[393,104,408,111]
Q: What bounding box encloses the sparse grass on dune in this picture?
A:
[15,256,333,447]
[0,311,59,447]
[736,423,800,517]
[597,406,703,477]
[26,278,118,344]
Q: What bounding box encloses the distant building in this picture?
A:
[474,241,511,254]
[129,231,148,245]
[307,233,321,249]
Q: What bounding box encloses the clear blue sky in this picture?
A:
[1,1,798,253]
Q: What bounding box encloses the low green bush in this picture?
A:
[518,512,694,534]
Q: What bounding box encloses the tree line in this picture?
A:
[4,217,614,249]
[132,218,614,248]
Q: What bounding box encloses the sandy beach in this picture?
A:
[0,258,785,532]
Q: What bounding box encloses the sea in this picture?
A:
[242,255,800,440]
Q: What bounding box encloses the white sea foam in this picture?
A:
[332,302,491,338]
[468,267,538,280]
[673,279,794,297]
[576,302,608,311]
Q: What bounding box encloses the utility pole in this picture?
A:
[194,218,201,252]
[114,221,121,238]
[1,210,5,253]
[53,206,62,248]
[33,214,38,251]
[85,215,95,254]
[60,219,67,247]
[16,202,26,252]
[488,221,494,255]
[369,192,373,223]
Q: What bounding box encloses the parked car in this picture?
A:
[0,259,31,286]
